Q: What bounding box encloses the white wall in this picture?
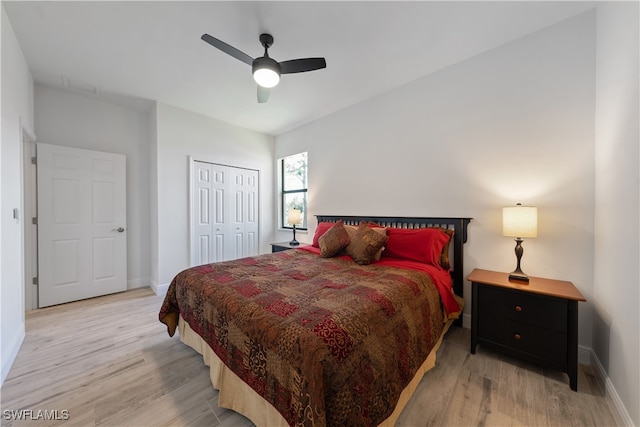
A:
[1,5,33,384]
[594,2,639,426]
[276,12,596,347]
[152,103,275,291]
[34,85,152,291]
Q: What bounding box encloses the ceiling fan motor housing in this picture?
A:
[253,56,281,87]
[253,56,281,74]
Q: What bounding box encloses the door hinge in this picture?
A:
[32,217,38,225]
[31,156,37,165]
[32,277,38,285]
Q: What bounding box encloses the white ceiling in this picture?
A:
[3,1,595,136]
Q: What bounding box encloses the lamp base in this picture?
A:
[509,238,529,283]
[509,272,529,283]
[290,223,299,246]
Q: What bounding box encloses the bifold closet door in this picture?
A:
[192,161,259,265]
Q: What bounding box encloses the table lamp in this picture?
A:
[287,208,302,246]
[502,203,538,282]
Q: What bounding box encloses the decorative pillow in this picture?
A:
[345,222,389,265]
[343,224,387,261]
[312,222,334,247]
[382,227,451,268]
[437,227,455,270]
[318,220,351,257]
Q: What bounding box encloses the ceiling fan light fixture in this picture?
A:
[252,57,281,88]
[253,68,280,88]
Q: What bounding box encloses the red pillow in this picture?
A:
[312,222,335,247]
[382,227,451,267]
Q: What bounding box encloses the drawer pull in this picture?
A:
[514,333,522,340]
[515,305,522,312]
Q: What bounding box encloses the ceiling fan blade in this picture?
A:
[201,34,253,66]
[257,85,270,103]
[280,58,327,74]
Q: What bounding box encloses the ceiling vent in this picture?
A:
[61,76,100,96]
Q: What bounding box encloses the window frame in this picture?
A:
[280,152,308,230]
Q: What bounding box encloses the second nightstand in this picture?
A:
[270,242,302,253]
[468,268,586,391]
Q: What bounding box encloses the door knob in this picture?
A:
[112,227,125,233]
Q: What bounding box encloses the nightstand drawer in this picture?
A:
[478,314,567,364]
[478,285,567,333]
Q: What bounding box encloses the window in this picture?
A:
[280,152,308,230]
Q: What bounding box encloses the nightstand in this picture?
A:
[270,242,301,253]
[469,268,586,391]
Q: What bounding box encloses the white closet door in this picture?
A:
[241,169,259,257]
[191,161,259,265]
[211,164,229,261]
[37,143,127,307]
[192,162,215,265]
[229,168,259,260]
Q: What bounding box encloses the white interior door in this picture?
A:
[37,143,127,307]
[191,161,258,265]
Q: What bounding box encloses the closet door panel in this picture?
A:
[192,162,214,266]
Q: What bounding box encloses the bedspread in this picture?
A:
[159,249,454,426]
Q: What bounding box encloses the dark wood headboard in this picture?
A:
[315,215,472,314]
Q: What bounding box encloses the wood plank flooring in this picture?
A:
[1,288,618,427]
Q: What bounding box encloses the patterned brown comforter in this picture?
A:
[159,248,451,427]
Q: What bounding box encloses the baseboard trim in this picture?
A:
[1,325,25,386]
[150,281,169,296]
[587,347,634,427]
[462,313,471,329]
[578,344,591,365]
[127,278,150,289]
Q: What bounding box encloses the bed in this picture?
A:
[159,215,471,426]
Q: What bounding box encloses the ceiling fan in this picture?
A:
[201,33,326,103]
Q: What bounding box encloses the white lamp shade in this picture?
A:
[502,206,538,238]
[287,208,302,226]
[253,68,280,88]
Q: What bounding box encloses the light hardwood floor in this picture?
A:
[1,288,618,427]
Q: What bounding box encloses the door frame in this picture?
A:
[22,127,37,311]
